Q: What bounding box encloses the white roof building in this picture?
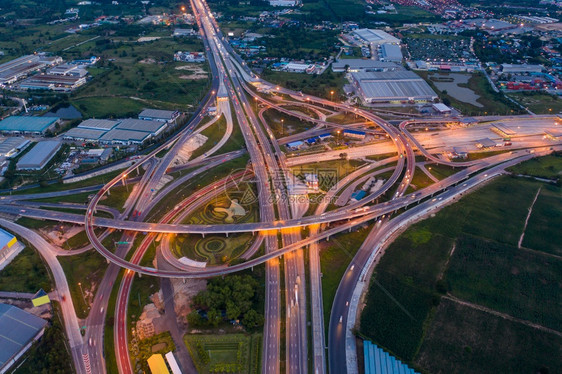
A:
[352,29,400,46]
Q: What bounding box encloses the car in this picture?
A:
[339,315,343,323]
[100,307,104,313]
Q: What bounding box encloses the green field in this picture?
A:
[262,108,315,138]
[261,70,346,101]
[0,246,51,293]
[406,167,435,193]
[507,153,562,180]
[360,175,562,372]
[320,224,372,334]
[508,92,562,114]
[176,189,259,265]
[184,334,262,374]
[426,163,461,180]
[59,250,108,319]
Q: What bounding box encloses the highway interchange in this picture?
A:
[0,1,561,373]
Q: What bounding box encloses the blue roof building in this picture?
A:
[0,116,59,135]
[286,140,304,149]
[351,190,367,201]
[363,340,418,374]
[0,304,47,373]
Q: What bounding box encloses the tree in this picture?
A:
[242,309,264,329]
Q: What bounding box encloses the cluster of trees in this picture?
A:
[262,27,339,61]
[187,274,264,330]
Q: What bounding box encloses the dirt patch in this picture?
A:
[180,73,208,80]
[139,58,156,64]
[176,64,208,80]
[151,342,167,352]
[171,278,206,318]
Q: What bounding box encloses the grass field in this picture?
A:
[522,184,562,256]
[416,298,562,374]
[360,175,562,372]
[261,70,346,100]
[0,246,51,293]
[184,333,262,374]
[426,163,461,180]
[319,224,372,334]
[508,92,562,114]
[406,167,435,193]
[59,250,108,319]
[176,189,259,265]
[262,108,314,138]
[507,153,562,180]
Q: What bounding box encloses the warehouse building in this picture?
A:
[16,140,62,170]
[138,109,180,123]
[63,127,107,142]
[0,116,59,136]
[99,129,151,145]
[0,138,31,158]
[76,118,119,131]
[350,71,437,104]
[18,74,87,92]
[332,59,401,73]
[500,64,544,74]
[352,29,400,46]
[0,55,45,86]
[0,303,47,374]
[115,118,167,136]
[379,44,403,62]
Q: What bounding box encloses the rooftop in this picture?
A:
[100,129,151,143]
[351,71,437,100]
[332,59,401,71]
[0,116,58,133]
[138,108,178,120]
[353,29,400,44]
[64,127,107,140]
[16,140,62,170]
[0,137,30,156]
[115,118,166,134]
[77,118,119,131]
[0,303,47,370]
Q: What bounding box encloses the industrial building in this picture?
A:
[351,29,400,46]
[332,59,401,73]
[63,115,168,145]
[379,44,403,62]
[0,138,31,158]
[500,64,544,74]
[432,103,452,114]
[0,116,59,136]
[76,119,119,131]
[18,74,87,92]
[350,71,437,104]
[0,55,55,87]
[99,129,151,145]
[16,140,62,170]
[138,109,180,123]
[63,127,107,142]
[0,303,47,374]
[115,118,168,136]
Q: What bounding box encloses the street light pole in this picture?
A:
[281,119,284,135]
[78,282,87,310]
